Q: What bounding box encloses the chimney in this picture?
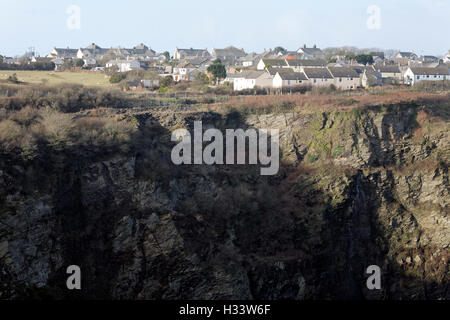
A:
[313,44,316,48]
[303,44,306,49]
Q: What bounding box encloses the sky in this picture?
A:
[0,0,449,57]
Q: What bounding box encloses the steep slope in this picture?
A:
[0,101,448,299]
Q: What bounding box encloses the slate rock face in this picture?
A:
[0,103,448,299]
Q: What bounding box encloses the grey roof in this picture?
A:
[298,47,323,56]
[226,73,243,78]
[114,45,156,57]
[177,48,210,57]
[286,59,326,67]
[237,70,266,79]
[397,51,416,58]
[53,48,78,57]
[374,65,401,73]
[409,67,449,76]
[303,67,333,79]
[327,67,359,78]
[261,59,288,67]
[277,72,307,81]
[184,57,210,66]
[266,67,290,76]
[370,51,385,58]
[212,46,246,58]
[351,65,375,74]
[240,52,260,61]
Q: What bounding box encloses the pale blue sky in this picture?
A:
[0,0,448,57]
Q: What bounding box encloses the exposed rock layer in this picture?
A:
[0,103,448,299]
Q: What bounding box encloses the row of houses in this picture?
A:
[2,44,450,91]
[228,57,450,91]
[230,65,361,91]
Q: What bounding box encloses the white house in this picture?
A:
[273,72,308,89]
[444,51,450,64]
[395,51,418,60]
[403,67,449,85]
[105,59,142,72]
[256,58,288,70]
[302,68,333,87]
[296,44,325,59]
[239,52,260,67]
[233,71,272,91]
[173,48,210,60]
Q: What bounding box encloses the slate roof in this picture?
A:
[277,72,308,81]
[261,59,288,67]
[212,46,246,58]
[236,70,266,79]
[303,68,333,79]
[286,59,326,67]
[53,48,78,58]
[298,47,323,56]
[327,67,359,78]
[177,48,210,57]
[409,67,449,76]
[397,52,416,58]
[266,67,290,76]
[374,65,401,73]
[351,65,375,74]
[370,51,385,59]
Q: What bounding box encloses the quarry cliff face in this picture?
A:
[0,102,448,299]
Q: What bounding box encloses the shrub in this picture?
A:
[160,76,174,88]
[7,73,19,84]
[109,73,127,84]
[38,107,73,148]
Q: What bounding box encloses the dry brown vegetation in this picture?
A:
[0,82,448,160]
[207,91,450,115]
[0,105,138,159]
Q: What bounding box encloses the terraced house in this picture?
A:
[403,67,449,85]
[173,48,210,60]
[273,72,308,89]
[285,59,327,72]
[327,67,360,89]
[211,46,246,65]
[257,58,288,70]
[302,67,333,87]
[47,47,78,59]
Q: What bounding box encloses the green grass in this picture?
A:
[0,70,112,88]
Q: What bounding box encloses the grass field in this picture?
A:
[0,70,112,87]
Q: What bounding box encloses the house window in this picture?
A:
[426,75,429,78]
[339,78,342,82]
[417,76,420,80]
[350,78,353,80]
[314,79,317,83]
